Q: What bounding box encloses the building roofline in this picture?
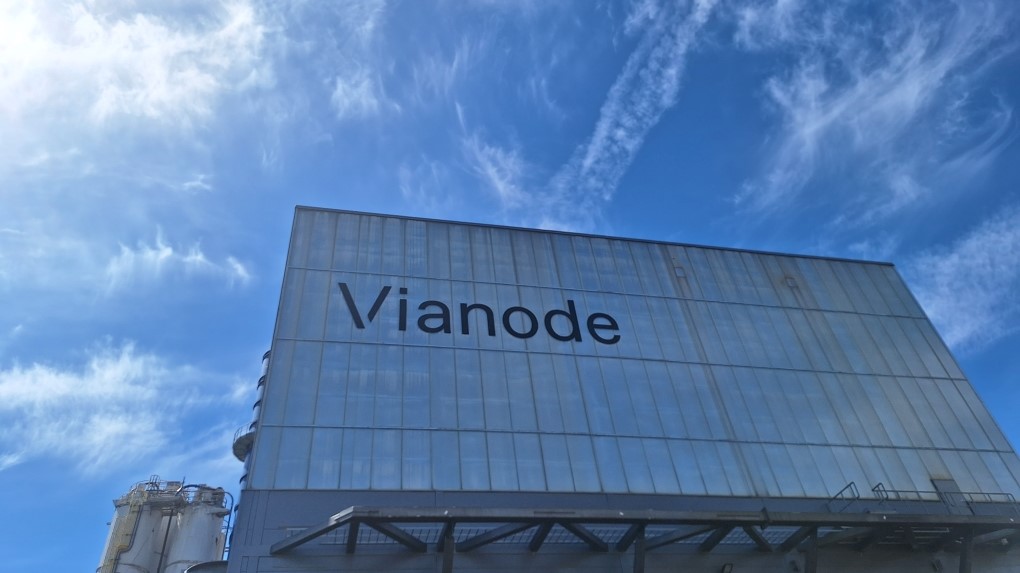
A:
[293,205,896,267]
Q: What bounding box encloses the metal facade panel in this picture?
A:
[247,208,1020,501]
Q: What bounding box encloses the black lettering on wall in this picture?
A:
[460,303,496,336]
[503,306,539,338]
[418,301,452,334]
[338,282,390,329]
[586,312,620,345]
[544,300,582,342]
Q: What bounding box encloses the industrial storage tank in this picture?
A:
[97,476,230,573]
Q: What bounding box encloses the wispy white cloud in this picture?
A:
[540,0,719,231]
[905,205,1020,352]
[0,0,267,164]
[734,0,1016,222]
[398,157,456,216]
[105,229,252,293]
[461,133,531,210]
[0,341,246,475]
[331,67,394,121]
[281,0,397,123]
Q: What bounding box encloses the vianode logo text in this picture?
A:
[337,282,620,344]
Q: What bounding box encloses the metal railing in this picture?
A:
[826,481,860,513]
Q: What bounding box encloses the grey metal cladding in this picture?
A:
[249,207,1019,500]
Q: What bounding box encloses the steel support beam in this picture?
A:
[742,525,773,552]
[560,522,608,552]
[367,522,427,553]
[617,524,645,552]
[853,526,892,552]
[699,526,734,553]
[528,523,553,552]
[932,528,964,553]
[633,529,646,573]
[972,528,1017,546]
[804,528,818,573]
[959,531,973,573]
[345,522,359,554]
[780,525,815,552]
[645,526,717,551]
[818,526,875,547]
[441,526,455,573]
[270,507,355,554]
[457,522,535,552]
[436,521,455,553]
[903,526,917,550]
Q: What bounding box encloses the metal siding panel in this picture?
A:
[541,434,574,492]
[898,376,954,448]
[666,363,711,440]
[796,371,849,445]
[308,428,342,489]
[710,365,762,442]
[731,305,770,367]
[837,373,892,446]
[642,439,681,494]
[829,261,875,315]
[448,224,473,282]
[817,373,868,446]
[529,352,563,433]
[645,361,685,438]
[793,257,832,310]
[592,436,628,492]
[402,346,430,428]
[931,379,992,450]
[357,215,384,274]
[402,430,431,490]
[629,295,664,360]
[611,240,643,295]
[916,319,966,379]
[551,353,590,434]
[952,378,1012,451]
[813,259,856,312]
[566,435,601,492]
[881,265,927,318]
[600,357,639,435]
[623,359,664,437]
[372,429,402,489]
[250,426,282,489]
[455,350,484,430]
[631,242,668,297]
[332,212,362,271]
[756,368,804,443]
[902,319,949,378]
[510,230,538,286]
[779,369,825,443]
[685,247,723,301]
[763,443,805,497]
[282,341,322,426]
[619,437,656,493]
[842,313,891,375]
[487,432,518,491]
[665,245,703,299]
[765,306,811,370]
[879,316,931,378]
[666,440,706,495]
[708,302,750,366]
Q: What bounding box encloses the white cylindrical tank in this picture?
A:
[97,485,176,573]
[98,479,228,573]
[163,490,229,573]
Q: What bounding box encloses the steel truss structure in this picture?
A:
[270,502,1020,573]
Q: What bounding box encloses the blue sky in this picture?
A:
[1,0,1018,570]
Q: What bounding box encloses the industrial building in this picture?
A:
[96,476,231,573]
[226,206,1020,572]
